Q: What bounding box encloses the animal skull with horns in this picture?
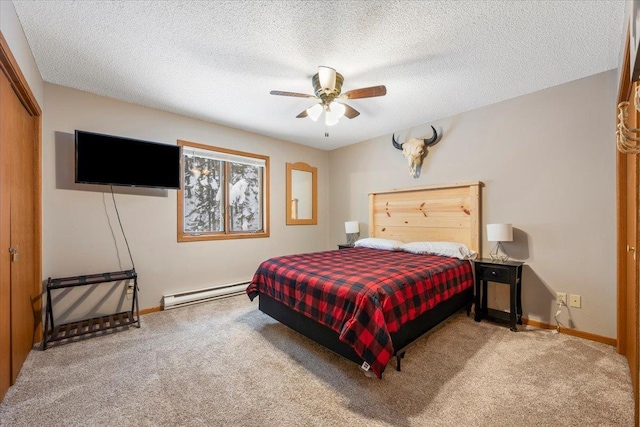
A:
[392,126,438,178]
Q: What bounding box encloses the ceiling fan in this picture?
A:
[270,66,387,126]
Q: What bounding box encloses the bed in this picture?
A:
[247,182,482,378]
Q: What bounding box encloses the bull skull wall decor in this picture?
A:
[392,125,438,178]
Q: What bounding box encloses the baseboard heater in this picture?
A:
[162,281,249,310]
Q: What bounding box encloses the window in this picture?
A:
[178,140,269,241]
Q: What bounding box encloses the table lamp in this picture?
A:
[345,221,359,246]
[487,223,513,262]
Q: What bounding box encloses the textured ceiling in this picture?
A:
[13,0,626,150]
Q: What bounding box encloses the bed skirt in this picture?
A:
[257,286,474,376]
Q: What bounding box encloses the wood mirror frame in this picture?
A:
[286,162,317,225]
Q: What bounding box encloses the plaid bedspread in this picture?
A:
[246,247,473,378]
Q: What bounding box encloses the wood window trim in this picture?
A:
[177,140,270,242]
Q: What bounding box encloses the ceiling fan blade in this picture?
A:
[270,90,316,98]
[341,85,387,99]
[296,109,309,118]
[343,103,360,119]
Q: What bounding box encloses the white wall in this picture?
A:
[328,70,618,338]
[0,0,43,107]
[43,83,329,313]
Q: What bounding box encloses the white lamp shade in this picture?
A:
[318,66,336,91]
[325,102,345,126]
[345,221,359,234]
[306,103,323,121]
[487,223,513,242]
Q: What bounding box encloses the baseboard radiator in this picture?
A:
[162,281,249,310]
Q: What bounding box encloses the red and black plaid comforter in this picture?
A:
[246,247,473,378]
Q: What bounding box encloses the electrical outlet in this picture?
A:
[126,284,134,295]
[570,294,581,308]
[556,292,567,305]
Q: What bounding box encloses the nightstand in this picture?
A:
[473,258,524,332]
[337,244,354,250]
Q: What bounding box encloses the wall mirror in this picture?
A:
[286,162,317,225]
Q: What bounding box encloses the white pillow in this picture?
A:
[400,241,477,260]
[354,237,404,251]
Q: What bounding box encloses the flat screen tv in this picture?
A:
[75,130,181,189]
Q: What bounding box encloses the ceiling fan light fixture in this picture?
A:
[306,103,323,121]
[318,66,336,91]
[331,101,346,117]
[325,101,345,126]
[271,66,385,127]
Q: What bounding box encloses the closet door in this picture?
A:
[624,82,639,405]
[7,69,38,383]
[618,42,640,422]
[0,64,11,401]
[0,44,40,398]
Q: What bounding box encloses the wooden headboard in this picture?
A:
[368,181,482,253]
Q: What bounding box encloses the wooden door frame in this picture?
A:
[618,25,632,357]
[0,31,42,343]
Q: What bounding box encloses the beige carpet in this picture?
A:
[0,294,633,426]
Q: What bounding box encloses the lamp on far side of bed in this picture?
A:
[487,223,512,262]
[345,221,360,247]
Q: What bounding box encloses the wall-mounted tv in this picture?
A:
[75,130,181,189]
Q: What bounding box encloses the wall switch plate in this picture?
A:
[556,292,567,305]
[570,294,581,308]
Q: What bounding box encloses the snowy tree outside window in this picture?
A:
[178,141,269,241]
[183,156,224,233]
[229,162,262,232]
